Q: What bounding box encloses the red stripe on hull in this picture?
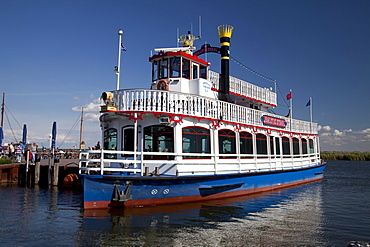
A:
[84,176,323,210]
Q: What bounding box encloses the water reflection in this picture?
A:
[80,182,324,246]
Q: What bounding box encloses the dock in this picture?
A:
[0,158,80,188]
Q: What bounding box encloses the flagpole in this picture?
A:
[310,97,313,132]
[116,29,123,90]
[289,89,292,131]
[290,89,293,119]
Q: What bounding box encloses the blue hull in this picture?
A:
[81,164,325,209]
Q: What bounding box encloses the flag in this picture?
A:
[285,110,291,118]
[121,43,126,51]
[286,92,292,100]
[306,99,311,107]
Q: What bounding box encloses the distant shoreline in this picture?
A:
[321,151,370,161]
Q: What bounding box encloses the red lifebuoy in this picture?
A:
[157,80,169,90]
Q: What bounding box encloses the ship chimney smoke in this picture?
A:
[217,25,234,102]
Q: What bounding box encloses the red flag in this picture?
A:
[286,92,292,100]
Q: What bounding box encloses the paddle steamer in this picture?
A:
[79,25,325,209]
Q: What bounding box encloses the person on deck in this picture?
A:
[95,141,101,150]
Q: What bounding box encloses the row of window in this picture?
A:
[104,125,316,159]
[152,57,207,81]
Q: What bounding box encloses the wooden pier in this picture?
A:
[0,158,80,188]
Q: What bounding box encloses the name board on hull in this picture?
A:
[261,115,287,128]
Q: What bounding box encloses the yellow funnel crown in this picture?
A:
[218,25,234,38]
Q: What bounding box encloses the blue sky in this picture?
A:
[1,0,369,151]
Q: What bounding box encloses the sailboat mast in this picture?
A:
[79,107,84,149]
[1,92,4,127]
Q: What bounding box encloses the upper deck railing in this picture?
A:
[209,70,277,107]
[110,89,317,134]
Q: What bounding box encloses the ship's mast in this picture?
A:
[79,107,83,150]
[116,29,124,90]
[1,92,4,127]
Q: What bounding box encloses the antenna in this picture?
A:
[176,28,179,47]
[198,16,202,39]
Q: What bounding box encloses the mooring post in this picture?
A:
[34,161,40,185]
[52,161,59,186]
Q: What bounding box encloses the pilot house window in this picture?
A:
[159,59,168,79]
[182,59,190,79]
[170,57,180,77]
[200,65,207,79]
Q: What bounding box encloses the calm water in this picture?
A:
[0,161,369,246]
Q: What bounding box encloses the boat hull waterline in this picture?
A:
[82,164,325,209]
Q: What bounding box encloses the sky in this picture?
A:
[0,0,369,151]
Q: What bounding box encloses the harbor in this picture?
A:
[0,160,369,246]
[0,157,80,188]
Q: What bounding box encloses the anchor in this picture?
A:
[111,181,132,202]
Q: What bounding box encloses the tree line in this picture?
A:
[321,152,370,161]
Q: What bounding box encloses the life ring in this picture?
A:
[63,173,81,188]
[157,80,169,90]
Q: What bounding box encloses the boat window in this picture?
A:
[144,125,174,160]
[282,137,290,156]
[103,128,117,159]
[159,59,168,79]
[270,136,274,155]
[121,127,135,157]
[182,59,190,79]
[256,133,267,156]
[200,65,207,79]
[182,126,210,159]
[293,137,300,155]
[218,129,236,158]
[275,137,281,156]
[309,139,314,154]
[239,132,253,157]
[170,57,181,77]
[152,60,158,81]
[192,64,199,79]
[302,138,308,154]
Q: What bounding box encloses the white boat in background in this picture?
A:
[79,25,325,209]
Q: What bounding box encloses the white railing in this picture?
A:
[112,89,317,134]
[79,150,321,176]
[209,70,277,106]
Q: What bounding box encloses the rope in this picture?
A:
[230,55,290,108]
[58,111,81,148]
[4,111,18,142]
[5,104,22,129]
[230,55,276,83]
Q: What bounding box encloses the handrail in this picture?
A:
[209,70,277,106]
[111,89,317,134]
[79,149,321,176]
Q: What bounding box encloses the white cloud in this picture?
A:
[333,129,345,136]
[358,128,370,134]
[318,125,331,132]
[319,126,370,151]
